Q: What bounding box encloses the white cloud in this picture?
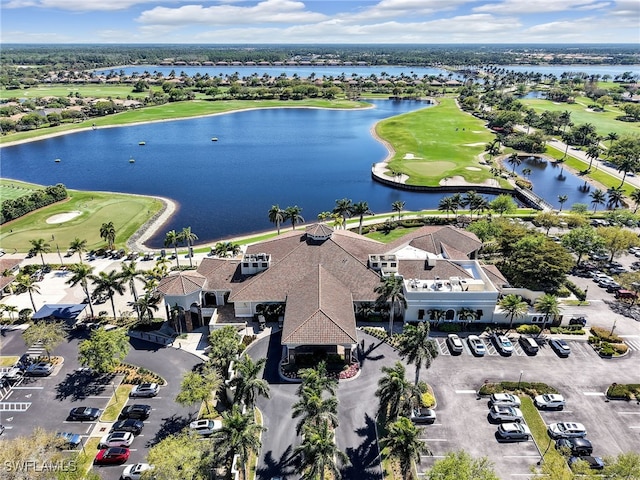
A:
[607,0,640,16]
[3,0,178,12]
[474,0,608,14]
[344,0,477,22]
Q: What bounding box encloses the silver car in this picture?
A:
[489,393,521,407]
[548,422,587,439]
[497,422,531,441]
[467,335,486,356]
[489,405,524,423]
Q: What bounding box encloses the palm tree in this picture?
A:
[91,269,126,320]
[284,205,304,230]
[585,144,602,171]
[99,222,116,250]
[375,361,414,422]
[297,362,338,398]
[607,186,625,210]
[66,263,95,317]
[119,260,144,303]
[230,354,270,409]
[351,201,373,235]
[498,294,529,331]
[332,198,353,229]
[391,200,405,220]
[29,238,51,267]
[15,274,41,312]
[294,420,350,480]
[615,156,638,187]
[558,195,568,212]
[68,237,87,264]
[375,274,406,334]
[3,305,18,321]
[268,204,285,235]
[212,405,265,480]
[132,292,161,324]
[397,322,439,386]
[380,417,430,480]
[484,139,500,162]
[559,110,572,134]
[163,230,181,268]
[630,189,640,214]
[522,167,532,179]
[291,386,339,435]
[438,196,457,219]
[534,294,561,335]
[181,227,198,268]
[590,189,606,213]
[507,153,521,174]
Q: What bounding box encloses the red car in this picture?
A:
[94,447,130,465]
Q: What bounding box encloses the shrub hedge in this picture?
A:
[590,326,622,343]
[478,381,559,397]
[607,383,640,400]
[516,325,541,335]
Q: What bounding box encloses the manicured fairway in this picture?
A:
[0,188,163,253]
[0,179,43,201]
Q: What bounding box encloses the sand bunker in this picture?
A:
[466,167,482,171]
[46,211,82,224]
[403,153,422,160]
[464,142,486,146]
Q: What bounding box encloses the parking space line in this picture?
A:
[582,392,605,396]
[455,390,477,394]
[422,438,448,442]
[618,412,640,415]
[11,386,44,390]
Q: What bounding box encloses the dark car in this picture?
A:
[94,447,130,465]
[119,404,151,420]
[110,419,144,435]
[568,455,605,470]
[568,317,587,327]
[56,432,82,449]
[550,339,571,357]
[69,407,101,421]
[24,362,54,376]
[555,437,593,456]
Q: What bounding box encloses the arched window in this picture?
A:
[446,309,455,320]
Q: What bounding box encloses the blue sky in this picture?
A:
[1,0,639,44]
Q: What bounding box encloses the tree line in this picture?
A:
[1,183,67,224]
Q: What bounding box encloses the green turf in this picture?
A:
[378,97,508,187]
[1,84,157,100]
[0,179,43,201]
[0,188,163,252]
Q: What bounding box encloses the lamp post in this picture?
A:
[583,286,588,304]
[518,370,523,390]
[112,383,118,402]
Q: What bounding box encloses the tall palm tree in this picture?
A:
[630,189,640,214]
[230,354,270,409]
[507,153,521,174]
[68,237,87,264]
[605,131,619,151]
[66,263,95,317]
[484,139,500,162]
[380,417,431,480]
[332,198,354,229]
[438,196,457,219]
[163,230,181,268]
[15,274,41,312]
[99,222,116,250]
[585,144,602,171]
[375,274,406,334]
[558,195,568,212]
[291,386,339,435]
[91,269,126,320]
[397,322,439,386]
[132,292,161,324]
[498,294,529,331]
[268,204,285,235]
[119,260,144,303]
[590,189,606,213]
[607,186,625,210]
[212,405,265,480]
[284,205,304,230]
[351,201,373,235]
[615,156,638,187]
[29,238,51,267]
[391,200,405,220]
[294,420,350,480]
[534,294,561,335]
[3,305,18,321]
[375,361,414,422]
[180,227,198,268]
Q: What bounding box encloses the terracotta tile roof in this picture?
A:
[282,265,357,345]
[197,258,242,288]
[156,271,206,296]
[398,259,472,280]
[0,276,15,291]
[385,225,481,258]
[0,258,22,272]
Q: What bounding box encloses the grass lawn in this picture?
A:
[0,179,44,201]
[100,384,133,422]
[366,226,421,243]
[522,97,640,138]
[1,84,156,101]
[0,356,18,367]
[378,97,507,187]
[76,437,100,477]
[0,98,366,144]
[0,187,163,253]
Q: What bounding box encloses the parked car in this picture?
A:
[490,393,521,407]
[94,447,130,465]
[550,339,571,357]
[99,431,135,449]
[555,437,593,456]
[69,407,101,421]
[189,419,222,436]
[121,463,154,480]
[534,394,566,410]
[410,407,436,424]
[55,432,82,449]
[492,333,514,355]
[489,405,524,423]
[569,317,587,326]
[25,362,54,376]
[467,335,486,356]
[497,422,531,441]
[110,419,144,435]
[568,455,605,470]
[446,334,464,354]
[519,336,539,355]
[1,366,24,382]
[119,404,151,420]
[130,383,159,398]
[548,422,587,439]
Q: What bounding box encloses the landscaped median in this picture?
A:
[100,383,133,422]
[606,383,640,401]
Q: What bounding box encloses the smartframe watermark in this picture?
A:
[3,460,78,474]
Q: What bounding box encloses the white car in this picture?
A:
[548,422,587,439]
[99,431,134,448]
[130,383,159,398]
[121,463,154,480]
[492,334,514,355]
[446,334,464,354]
[189,419,222,436]
[489,405,524,423]
[490,393,521,407]
[467,335,486,356]
[534,393,565,410]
